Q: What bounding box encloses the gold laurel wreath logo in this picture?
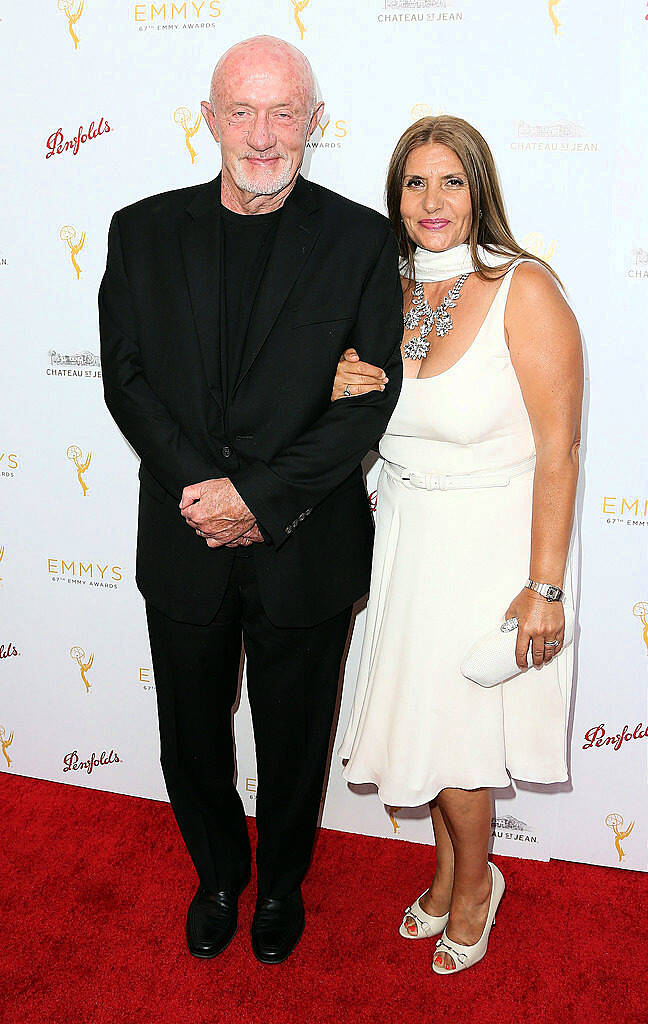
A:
[60,225,86,280]
[70,646,94,693]
[66,444,92,497]
[605,812,635,863]
[58,0,84,50]
[0,725,14,768]
[633,602,648,655]
[522,232,557,263]
[388,806,401,834]
[291,0,310,40]
[174,107,201,164]
[548,0,561,35]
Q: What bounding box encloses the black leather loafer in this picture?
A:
[251,890,305,964]
[186,884,242,959]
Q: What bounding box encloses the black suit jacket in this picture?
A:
[99,174,403,627]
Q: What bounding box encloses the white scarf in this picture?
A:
[399,242,513,282]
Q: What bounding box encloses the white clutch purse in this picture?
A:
[460,606,574,688]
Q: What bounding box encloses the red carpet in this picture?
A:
[2,774,646,1024]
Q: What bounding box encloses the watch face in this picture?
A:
[547,586,561,601]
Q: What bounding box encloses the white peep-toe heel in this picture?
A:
[399,892,450,939]
[432,862,505,974]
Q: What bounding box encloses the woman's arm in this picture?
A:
[504,261,583,668]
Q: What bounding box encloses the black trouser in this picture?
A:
[146,551,352,899]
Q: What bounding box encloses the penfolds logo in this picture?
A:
[45,117,111,159]
[63,748,121,775]
[583,722,647,751]
[0,642,19,660]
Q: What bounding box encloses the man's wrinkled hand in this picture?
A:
[179,478,255,547]
[222,524,265,549]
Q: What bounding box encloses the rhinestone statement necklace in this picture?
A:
[402,274,470,360]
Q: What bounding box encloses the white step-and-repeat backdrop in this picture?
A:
[1,1,646,872]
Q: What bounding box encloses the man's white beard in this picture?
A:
[234,158,295,197]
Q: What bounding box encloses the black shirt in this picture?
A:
[220,203,282,399]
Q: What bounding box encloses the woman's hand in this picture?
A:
[331,348,388,401]
[505,588,565,669]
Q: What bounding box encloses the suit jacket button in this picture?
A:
[222,445,232,458]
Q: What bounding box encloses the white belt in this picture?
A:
[384,455,536,491]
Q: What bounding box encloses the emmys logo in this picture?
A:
[245,777,257,801]
[306,113,349,151]
[58,0,84,49]
[174,107,201,163]
[139,667,154,691]
[387,806,401,834]
[47,559,123,589]
[291,0,309,39]
[45,118,111,160]
[0,545,4,583]
[67,445,92,496]
[548,0,561,35]
[633,602,648,654]
[60,226,86,280]
[522,233,557,263]
[70,646,94,693]
[133,2,222,25]
[605,813,634,863]
[63,748,121,775]
[583,722,647,751]
[0,453,20,479]
[602,496,647,527]
[0,726,14,767]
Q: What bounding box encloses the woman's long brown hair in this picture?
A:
[386,115,561,286]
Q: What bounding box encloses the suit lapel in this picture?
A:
[233,176,322,397]
[180,176,223,409]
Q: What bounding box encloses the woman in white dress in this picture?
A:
[333,116,583,974]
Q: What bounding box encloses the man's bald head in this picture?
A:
[210,35,317,116]
[201,34,323,211]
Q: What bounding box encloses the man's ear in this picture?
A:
[307,102,325,139]
[201,101,220,143]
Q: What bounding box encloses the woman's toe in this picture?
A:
[434,951,456,971]
[404,915,417,935]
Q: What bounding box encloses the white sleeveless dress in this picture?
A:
[339,265,576,806]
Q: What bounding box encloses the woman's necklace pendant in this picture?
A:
[403,274,470,360]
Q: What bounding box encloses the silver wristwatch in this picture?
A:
[526,578,564,602]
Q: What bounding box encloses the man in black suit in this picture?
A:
[99,35,402,964]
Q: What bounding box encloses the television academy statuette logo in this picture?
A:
[0,726,14,767]
[387,806,401,834]
[58,0,84,50]
[70,646,94,693]
[63,748,121,776]
[174,107,201,163]
[291,0,309,39]
[633,602,648,654]
[522,233,557,264]
[548,0,561,35]
[0,545,4,584]
[410,104,443,122]
[605,813,634,863]
[60,225,85,280]
[67,445,92,496]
